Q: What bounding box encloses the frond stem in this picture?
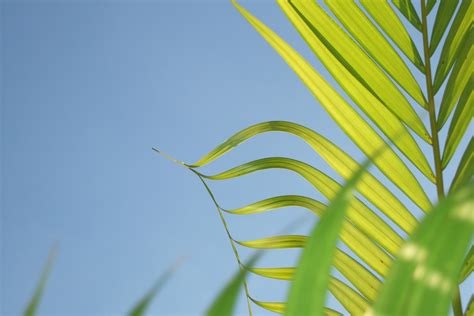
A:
[190,169,254,316]
[421,2,460,315]
[420,0,445,199]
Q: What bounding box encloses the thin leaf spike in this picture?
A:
[24,247,57,316]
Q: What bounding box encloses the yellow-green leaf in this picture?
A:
[192,121,420,230]
[441,80,473,168]
[450,138,474,193]
[251,299,342,316]
[392,0,423,31]
[459,246,473,282]
[433,0,474,93]
[231,1,431,211]
[360,0,424,71]
[227,195,392,277]
[200,157,404,255]
[430,0,460,54]
[324,0,425,105]
[438,30,473,129]
[250,268,369,315]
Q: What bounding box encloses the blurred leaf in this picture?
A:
[128,258,184,316]
[206,252,260,316]
[284,158,370,316]
[24,247,57,316]
[459,246,473,283]
[372,185,474,315]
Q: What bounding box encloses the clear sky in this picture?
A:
[1,1,471,315]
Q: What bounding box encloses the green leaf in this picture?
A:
[392,0,423,31]
[438,30,473,129]
[427,0,437,13]
[324,0,425,105]
[206,252,260,316]
[200,157,404,256]
[433,0,473,92]
[359,0,424,71]
[430,0,460,54]
[285,156,370,316]
[250,268,369,315]
[441,79,473,168]
[231,1,431,211]
[371,185,474,315]
[459,246,473,282]
[329,277,370,315]
[24,248,57,316]
[279,0,434,170]
[227,195,392,277]
[449,138,474,193]
[128,259,183,316]
[466,295,474,316]
[192,121,420,230]
[290,0,429,119]
[250,299,342,316]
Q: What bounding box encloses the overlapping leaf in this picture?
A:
[371,185,474,315]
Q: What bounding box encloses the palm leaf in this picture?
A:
[391,0,422,31]
[359,0,424,71]
[449,138,473,193]
[432,0,473,92]
[430,0,460,54]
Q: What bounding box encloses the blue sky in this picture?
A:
[1,1,471,315]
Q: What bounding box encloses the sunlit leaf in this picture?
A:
[430,0,460,54]
[449,138,473,193]
[438,30,473,129]
[433,0,473,92]
[360,0,424,71]
[324,0,425,105]
[441,80,473,168]
[231,1,431,211]
[285,157,370,316]
[392,0,423,31]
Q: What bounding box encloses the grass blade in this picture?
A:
[24,247,57,316]
[206,252,260,316]
[128,259,184,316]
[372,185,474,315]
